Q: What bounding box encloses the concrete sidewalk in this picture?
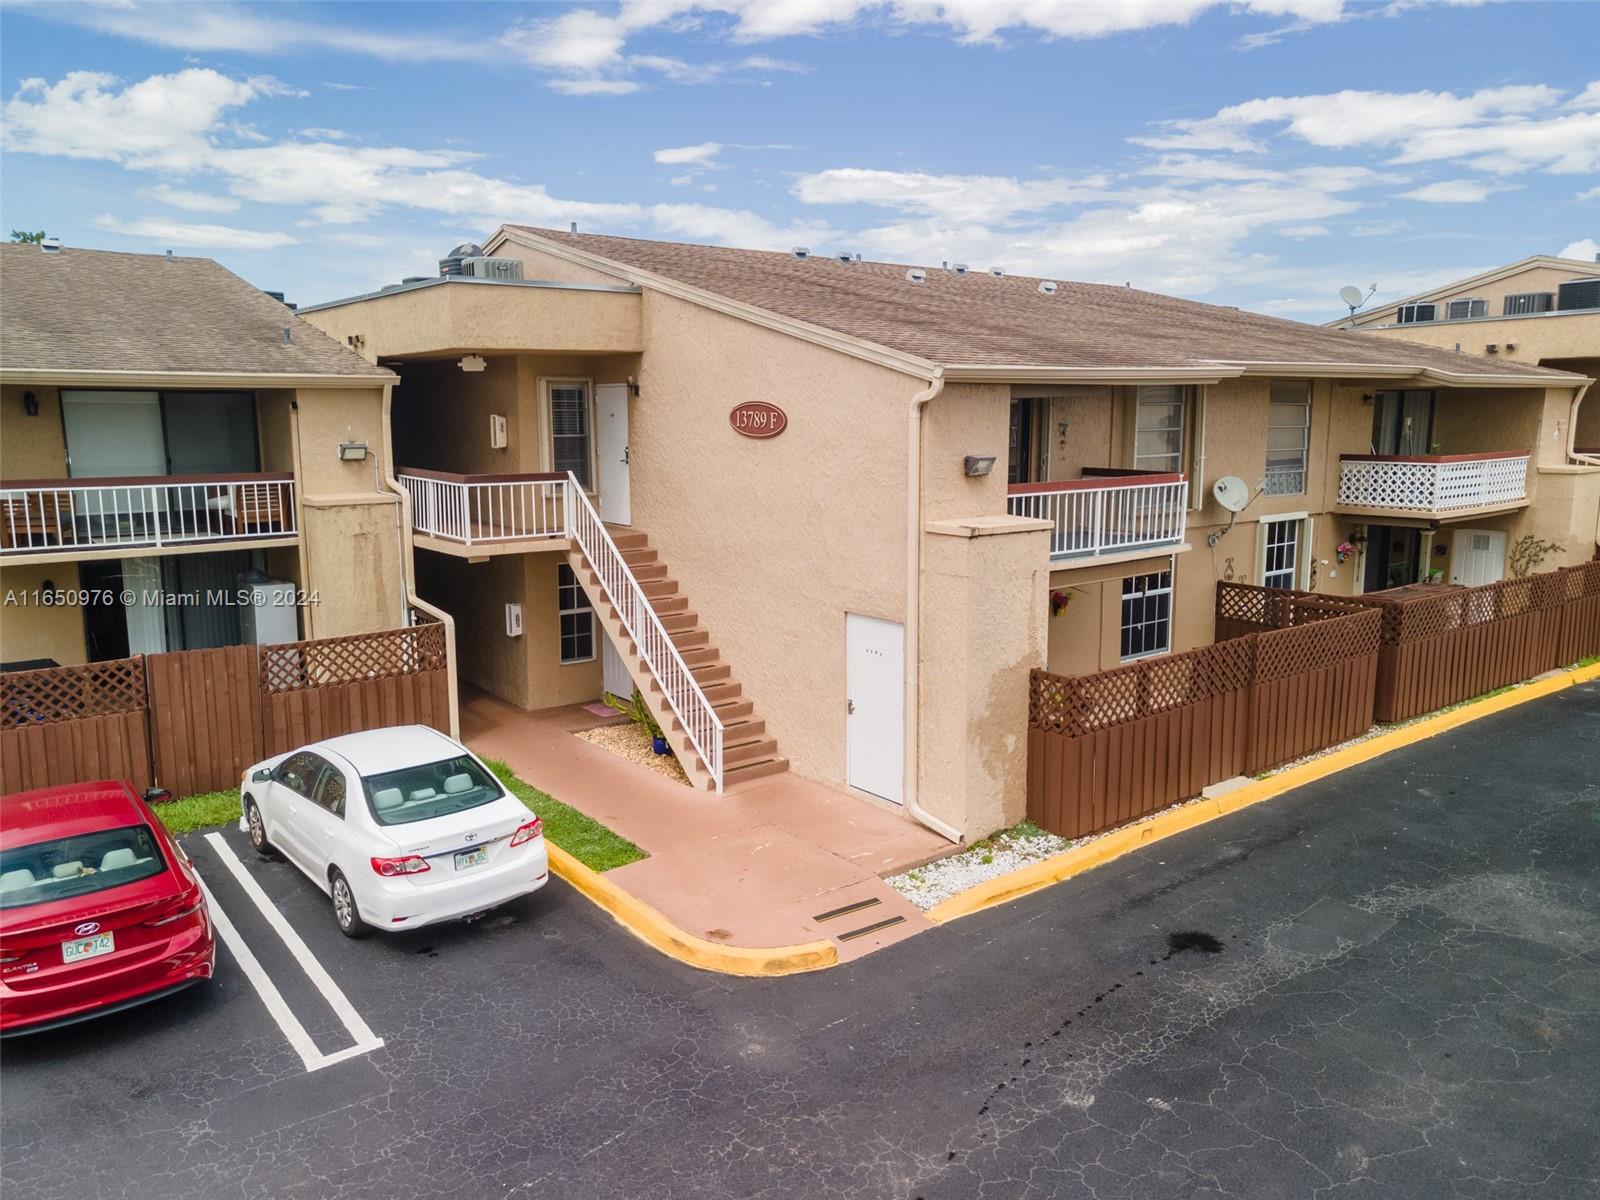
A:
[460,690,948,961]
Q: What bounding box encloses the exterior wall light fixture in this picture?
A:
[22,391,39,416]
[338,441,370,462]
[963,454,997,477]
[459,354,487,372]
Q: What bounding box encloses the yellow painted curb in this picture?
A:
[544,843,838,977]
[927,660,1598,926]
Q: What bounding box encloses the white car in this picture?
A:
[238,726,549,937]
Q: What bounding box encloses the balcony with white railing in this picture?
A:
[0,474,297,559]
[1334,451,1530,518]
[1007,471,1190,564]
[397,468,567,550]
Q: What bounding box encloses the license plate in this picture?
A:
[62,932,115,963]
[454,847,489,871]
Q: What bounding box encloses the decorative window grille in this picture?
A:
[557,563,595,664]
[1265,381,1310,496]
[1120,566,1173,661]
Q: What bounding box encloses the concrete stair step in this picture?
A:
[631,562,669,582]
[619,547,657,567]
[724,736,778,766]
[709,698,753,721]
[690,662,730,684]
[700,680,741,703]
[679,646,719,667]
[671,629,709,650]
[607,530,649,550]
[723,757,789,787]
[640,579,679,600]
[722,717,766,742]
[660,611,699,634]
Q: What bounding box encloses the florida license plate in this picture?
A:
[454,847,488,871]
[62,932,115,963]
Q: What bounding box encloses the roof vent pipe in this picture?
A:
[165,249,174,261]
[853,253,862,262]
[570,221,578,234]
[282,326,293,344]
[906,268,926,284]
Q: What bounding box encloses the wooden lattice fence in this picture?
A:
[1,619,450,797]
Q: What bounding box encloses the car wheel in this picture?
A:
[245,799,273,858]
[330,869,370,939]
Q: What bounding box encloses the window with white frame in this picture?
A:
[1263,519,1301,590]
[1503,292,1553,316]
[557,564,595,664]
[1265,381,1310,496]
[1444,298,1487,320]
[548,382,592,489]
[1120,566,1173,661]
[1396,303,1437,324]
[1134,385,1185,474]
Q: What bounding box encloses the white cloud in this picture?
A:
[654,142,723,166]
[1577,185,1600,202]
[90,214,300,250]
[300,127,349,140]
[794,167,1110,223]
[1399,179,1500,203]
[1559,238,1599,261]
[141,184,242,213]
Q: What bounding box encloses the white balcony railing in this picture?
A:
[1007,473,1189,562]
[1336,452,1529,515]
[0,474,296,556]
[398,470,566,545]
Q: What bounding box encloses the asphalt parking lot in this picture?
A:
[4,679,1598,1200]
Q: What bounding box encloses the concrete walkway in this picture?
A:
[460,690,948,960]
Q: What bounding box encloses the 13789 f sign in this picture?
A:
[729,401,787,439]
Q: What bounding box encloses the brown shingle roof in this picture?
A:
[0,244,390,379]
[506,227,1571,381]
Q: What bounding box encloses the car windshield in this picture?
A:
[361,755,505,826]
[0,824,167,910]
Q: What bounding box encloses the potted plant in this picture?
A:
[606,688,671,755]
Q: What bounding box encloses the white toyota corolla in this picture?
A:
[239,726,549,937]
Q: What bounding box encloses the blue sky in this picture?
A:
[2,1,1596,320]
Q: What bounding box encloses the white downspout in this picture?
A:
[380,382,460,738]
[904,371,961,844]
[1565,381,1600,466]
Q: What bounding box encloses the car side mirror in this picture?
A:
[143,787,171,805]
[251,769,272,784]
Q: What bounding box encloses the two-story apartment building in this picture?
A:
[300,227,1592,843]
[0,241,407,671]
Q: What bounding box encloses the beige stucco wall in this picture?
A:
[1351,263,1600,330]
[920,521,1050,837]
[1,385,68,478]
[300,280,642,362]
[486,238,638,288]
[1356,311,1600,374]
[0,561,86,665]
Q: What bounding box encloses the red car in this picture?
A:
[0,780,215,1037]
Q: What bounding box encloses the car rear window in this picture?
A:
[0,824,167,910]
[361,755,505,826]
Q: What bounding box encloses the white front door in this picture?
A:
[596,383,631,526]
[1451,528,1506,586]
[846,613,904,804]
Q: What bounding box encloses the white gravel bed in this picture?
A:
[887,827,1074,911]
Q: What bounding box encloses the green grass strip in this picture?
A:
[482,758,646,873]
[153,790,241,838]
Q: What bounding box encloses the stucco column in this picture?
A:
[916,515,1051,839]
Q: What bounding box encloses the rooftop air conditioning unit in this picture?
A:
[1556,277,1600,312]
[458,257,524,280]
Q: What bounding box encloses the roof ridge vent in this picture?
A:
[40,236,62,254]
[1038,281,1058,295]
[906,268,926,284]
[791,246,810,260]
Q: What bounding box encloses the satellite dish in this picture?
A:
[1339,285,1365,308]
[1212,475,1249,513]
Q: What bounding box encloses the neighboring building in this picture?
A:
[0,241,406,671]
[299,228,1595,841]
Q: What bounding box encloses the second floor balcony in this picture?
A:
[1007,471,1189,564]
[398,469,567,552]
[1334,451,1530,519]
[0,473,297,560]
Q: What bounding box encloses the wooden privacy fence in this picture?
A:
[1,619,449,797]
[1217,563,1600,723]
[1026,605,1380,840]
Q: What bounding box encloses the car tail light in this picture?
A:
[145,895,206,927]
[371,855,431,877]
[510,817,543,847]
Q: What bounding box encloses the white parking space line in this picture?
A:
[202,832,385,1071]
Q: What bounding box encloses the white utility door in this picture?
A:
[1450,529,1507,586]
[846,613,904,804]
[602,628,633,702]
[595,383,631,526]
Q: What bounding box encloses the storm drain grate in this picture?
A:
[836,915,906,942]
[812,897,881,923]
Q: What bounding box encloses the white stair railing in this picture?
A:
[562,473,725,792]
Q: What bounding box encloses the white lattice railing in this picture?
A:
[562,472,725,792]
[398,470,566,545]
[1007,474,1189,562]
[0,474,296,556]
[1336,453,1529,514]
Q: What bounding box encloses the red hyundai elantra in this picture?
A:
[0,780,215,1037]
